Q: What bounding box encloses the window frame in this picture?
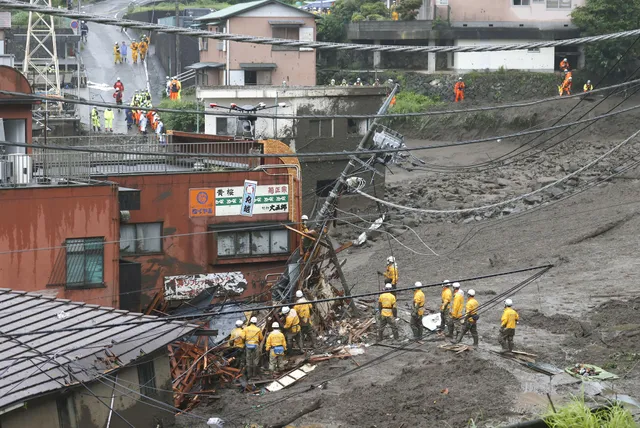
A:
[64,237,105,289]
[119,222,163,256]
[308,119,334,138]
[546,0,571,8]
[271,26,300,51]
[137,360,157,398]
[512,0,530,5]
[211,224,291,261]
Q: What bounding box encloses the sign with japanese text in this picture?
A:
[215,184,289,216]
[189,188,215,218]
[240,180,258,217]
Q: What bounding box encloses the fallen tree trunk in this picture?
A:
[266,399,321,428]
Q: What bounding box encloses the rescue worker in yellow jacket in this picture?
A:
[294,290,316,348]
[411,282,425,340]
[91,107,101,132]
[583,80,594,92]
[456,289,479,346]
[378,256,398,288]
[281,306,302,352]
[228,320,245,368]
[113,42,121,64]
[131,41,139,64]
[139,39,148,61]
[446,282,463,338]
[244,316,263,378]
[439,280,452,332]
[378,283,399,341]
[103,108,114,132]
[499,299,519,352]
[265,322,287,372]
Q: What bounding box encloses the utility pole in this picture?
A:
[175,0,180,77]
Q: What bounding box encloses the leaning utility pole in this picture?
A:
[23,0,61,98]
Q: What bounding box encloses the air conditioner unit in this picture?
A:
[7,154,32,185]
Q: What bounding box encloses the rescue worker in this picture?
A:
[559,57,569,71]
[294,290,316,348]
[564,69,573,80]
[165,76,172,98]
[281,306,302,352]
[454,77,465,102]
[561,76,572,96]
[354,77,363,86]
[141,34,150,45]
[228,320,245,368]
[125,108,134,130]
[114,78,124,96]
[438,280,451,333]
[91,106,101,132]
[104,107,114,132]
[377,283,399,341]
[378,256,398,288]
[499,299,519,352]
[373,78,380,86]
[446,282,463,338]
[265,322,287,373]
[584,80,594,92]
[131,41,139,64]
[169,77,181,101]
[456,289,479,347]
[139,112,148,134]
[244,316,263,378]
[301,214,310,234]
[80,21,88,43]
[113,42,121,64]
[156,118,166,145]
[329,78,336,86]
[411,282,425,340]
[340,78,348,86]
[113,88,123,105]
[120,41,128,63]
[139,38,148,61]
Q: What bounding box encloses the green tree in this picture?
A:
[359,1,388,18]
[157,99,204,132]
[396,0,422,20]
[571,0,640,79]
[317,13,347,42]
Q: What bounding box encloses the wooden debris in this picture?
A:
[438,344,471,354]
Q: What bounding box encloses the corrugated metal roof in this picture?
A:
[0,289,198,410]
[195,0,314,22]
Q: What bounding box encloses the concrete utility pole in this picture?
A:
[175,0,180,76]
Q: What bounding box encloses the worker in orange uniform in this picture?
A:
[139,38,148,61]
[169,77,182,101]
[499,299,519,352]
[456,289,479,347]
[281,306,302,352]
[228,320,245,368]
[411,282,425,340]
[584,80,594,92]
[446,282,463,338]
[131,41,139,64]
[265,322,287,373]
[454,77,465,102]
[294,290,316,348]
[559,57,569,71]
[244,316,263,378]
[378,283,400,341]
[438,279,451,333]
[561,76,573,96]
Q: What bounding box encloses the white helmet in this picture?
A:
[505,299,513,307]
[452,282,461,289]
[568,77,572,80]
[563,57,567,61]
[250,316,258,324]
[442,280,450,287]
[295,290,304,298]
[587,80,591,84]
[272,322,280,329]
[117,77,120,81]
[415,281,422,288]
[468,289,476,297]
[458,77,463,80]
[235,320,243,327]
[166,76,170,80]
[387,256,395,264]
[385,283,393,289]
[301,215,309,220]
[282,306,290,314]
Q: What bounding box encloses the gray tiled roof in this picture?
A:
[0,289,197,410]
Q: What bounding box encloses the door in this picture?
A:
[119,259,141,312]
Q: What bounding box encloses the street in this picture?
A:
[77,0,166,135]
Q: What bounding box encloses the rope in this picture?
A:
[2,0,640,53]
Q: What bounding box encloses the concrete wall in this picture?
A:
[440,0,584,22]
[454,39,555,71]
[0,397,60,428]
[154,33,199,77]
[0,184,120,306]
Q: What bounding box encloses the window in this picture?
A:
[546,0,571,8]
[347,119,358,134]
[512,0,530,5]
[316,179,336,197]
[65,238,104,287]
[198,37,208,51]
[245,70,257,85]
[217,229,290,257]
[120,223,162,254]
[309,119,333,138]
[137,361,157,398]
[272,26,299,51]
[216,117,233,136]
[527,48,540,53]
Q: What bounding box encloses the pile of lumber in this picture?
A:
[438,344,472,354]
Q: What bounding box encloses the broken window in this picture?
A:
[217,229,290,257]
[270,230,289,254]
[251,231,270,255]
[120,223,162,254]
[65,237,104,287]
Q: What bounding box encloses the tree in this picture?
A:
[157,99,204,132]
[571,0,640,80]
[317,13,347,42]
[396,0,422,20]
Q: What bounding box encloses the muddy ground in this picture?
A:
[175,93,640,427]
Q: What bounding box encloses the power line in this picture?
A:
[1,0,640,53]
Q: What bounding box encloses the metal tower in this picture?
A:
[23,0,61,97]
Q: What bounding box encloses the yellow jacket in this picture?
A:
[265,330,287,356]
[131,42,138,51]
[229,327,245,348]
[294,299,312,324]
[139,41,148,51]
[465,297,479,323]
[244,324,263,346]
[413,289,425,316]
[113,45,120,55]
[501,307,519,329]
[378,292,396,317]
[451,291,464,318]
[104,109,114,120]
[284,311,301,333]
[441,287,452,311]
[384,264,398,285]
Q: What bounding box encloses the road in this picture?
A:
[77,0,166,135]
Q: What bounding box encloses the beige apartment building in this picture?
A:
[191,0,316,87]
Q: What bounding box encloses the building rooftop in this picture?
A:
[196,0,314,22]
[0,289,198,410]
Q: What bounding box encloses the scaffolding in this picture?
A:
[23,0,61,97]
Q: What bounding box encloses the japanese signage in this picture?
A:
[240,180,258,217]
[189,188,215,218]
[215,184,289,216]
[164,272,247,301]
